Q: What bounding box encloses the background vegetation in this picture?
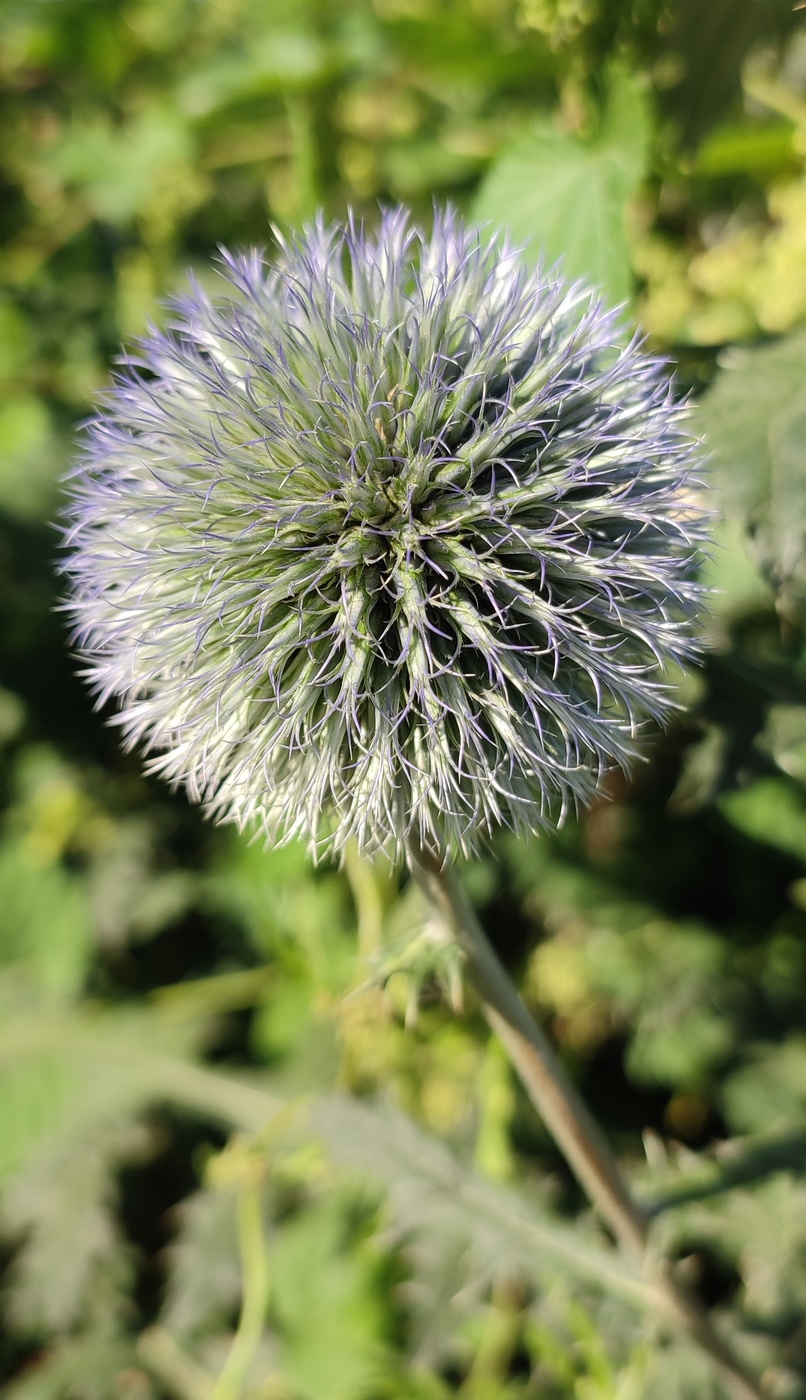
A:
[2,1,806,1396]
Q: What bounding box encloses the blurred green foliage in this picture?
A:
[3,2,806,1398]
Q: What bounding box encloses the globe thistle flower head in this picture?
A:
[63,207,708,862]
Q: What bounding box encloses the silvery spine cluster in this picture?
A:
[63,208,708,860]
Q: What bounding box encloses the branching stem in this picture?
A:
[408,841,769,1400]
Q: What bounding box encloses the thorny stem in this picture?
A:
[408,841,770,1400]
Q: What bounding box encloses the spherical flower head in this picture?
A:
[63,207,708,862]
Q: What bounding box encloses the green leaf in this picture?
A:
[0,843,92,992]
[0,984,214,1191]
[697,519,773,623]
[308,1095,648,1309]
[698,331,806,612]
[0,397,60,522]
[115,1052,649,1308]
[718,777,806,864]
[271,1194,390,1400]
[0,988,237,1345]
[645,1129,806,1216]
[160,1189,241,1339]
[0,299,34,387]
[627,1007,732,1090]
[384,140,482,197]
[1,1333,137,1400]
[758,704,806,784]
[693,121,797,176]
[3,1117,139,1334]
[0,1054,79,1183]
[47,108,193,224]
[207,834,351,986]
[178,31,329,118]
[471,73,649,306]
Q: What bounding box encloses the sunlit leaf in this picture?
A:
[0,844,91,992]
[0,398,60,522]
[472,73,649,305]
[178,32,329,117]
[271,1194,390,1400]
[719,777,806,864]
[47,108,193,223]
[699,331,806,613]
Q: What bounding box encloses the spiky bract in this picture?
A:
[63,208,707,860]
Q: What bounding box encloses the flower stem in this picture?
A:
[211,1184,271,1400]
[408,842,769,1400]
